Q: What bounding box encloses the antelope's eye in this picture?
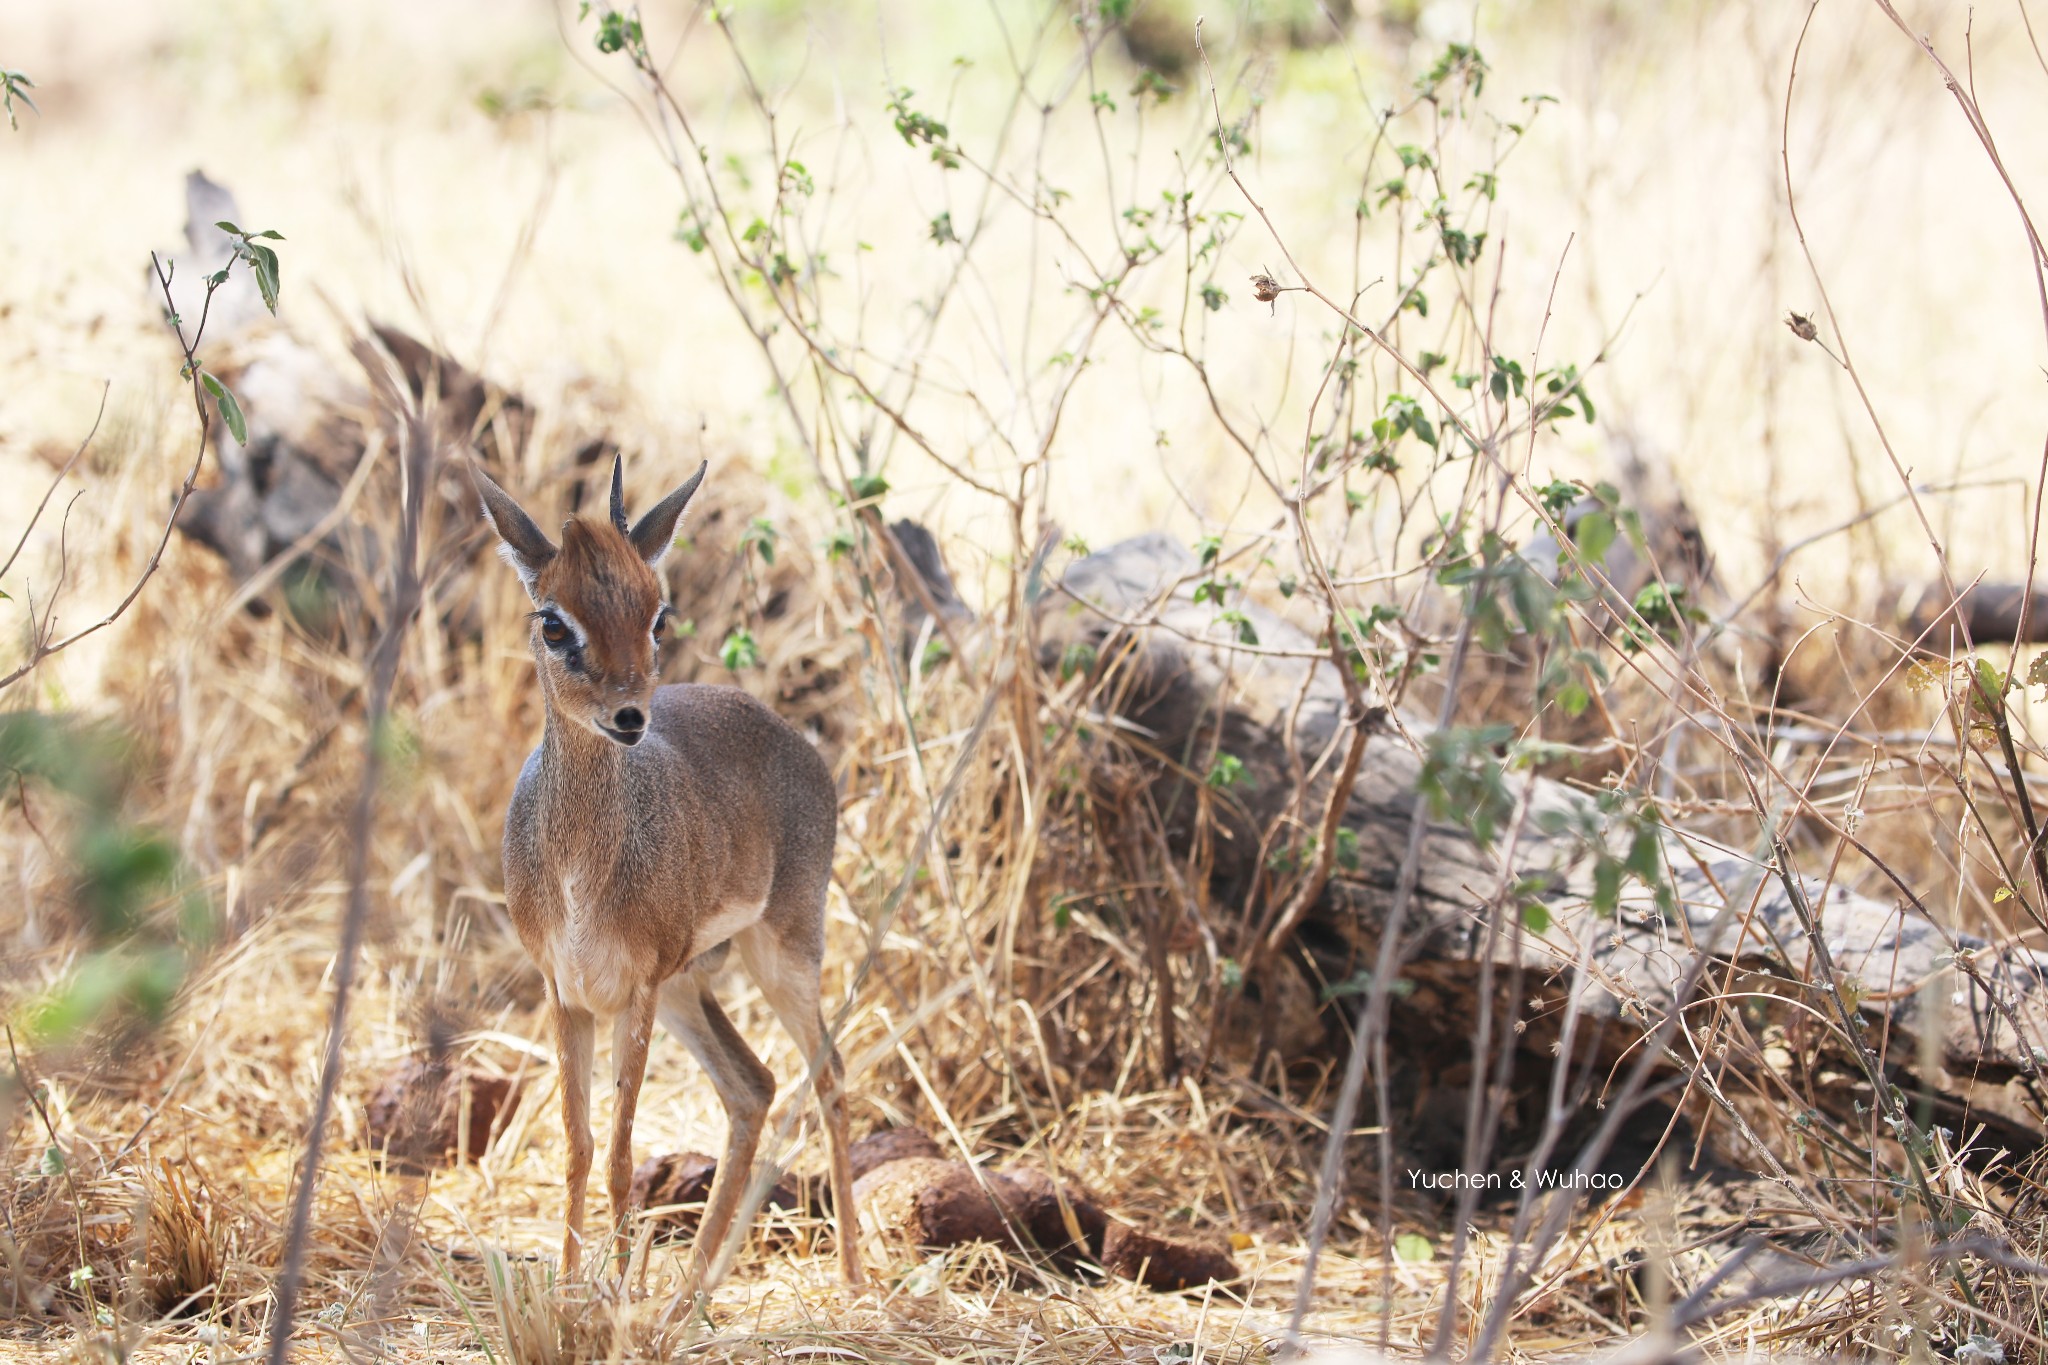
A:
[539,613,571,647]
[651,607,672,640]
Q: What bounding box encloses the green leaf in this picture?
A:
[1394,1233,1434,1263]
[1571,511,1616,566]
[742,516,779,565]
[849,472,889,503]
[1536,478,1577,522]
[1,70,38,132]
[200,371,248,445]
[1592,859,1622,917]
[1205,753,1246,789]
[719,628,760,671]
[593,11,643,54]
[213,219,243,235]
[1521,901,1552,934]
[248,243,281,314]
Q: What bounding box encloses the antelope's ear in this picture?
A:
[629,460,707,568]
[474,465,558,599]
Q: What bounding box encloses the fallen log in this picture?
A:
[1035,533,2048,1143]
[1906,580,2048,646]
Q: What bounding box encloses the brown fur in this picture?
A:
[476,456,862,1288]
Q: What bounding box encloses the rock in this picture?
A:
[364,1060,521,1170]
[847,1126,945,1180]
[1098,1219,1239,1292]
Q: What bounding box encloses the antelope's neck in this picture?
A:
[536,708,633,877]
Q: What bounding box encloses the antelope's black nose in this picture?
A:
[613,706,645,734]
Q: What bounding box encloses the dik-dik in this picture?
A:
[477,456,860,1286]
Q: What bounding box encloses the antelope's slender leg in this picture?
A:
[736,923,864,1286]
[657,975,773,1290]
[605,984,659,1273]
[552,995,598,1279]
[820,1045,860,1283]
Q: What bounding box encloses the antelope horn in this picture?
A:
[609,453,629,534]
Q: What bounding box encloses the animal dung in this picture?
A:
[846,1126,1235,1291]
[991,1163,1108,1260]
[363,1060,522,1170]
[846,1124,945,1179]
[629,1150,720,1226]
[628,1151,812,1245]
[1098,1219,1240,1293]
[853,1156,1018,1249]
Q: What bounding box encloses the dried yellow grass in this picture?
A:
[7,2,2048,1363]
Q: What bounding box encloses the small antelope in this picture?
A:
[477,455,861,1287]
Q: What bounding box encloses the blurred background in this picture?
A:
[5,0,2046,674]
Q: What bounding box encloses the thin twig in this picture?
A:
[263,408,431,1365]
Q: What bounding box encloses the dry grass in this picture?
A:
[7,1,2048,1362]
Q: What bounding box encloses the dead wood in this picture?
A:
[1906,580,2048,645]
[1028,533,2048,1144]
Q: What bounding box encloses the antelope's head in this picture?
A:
[476,455,705,747]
